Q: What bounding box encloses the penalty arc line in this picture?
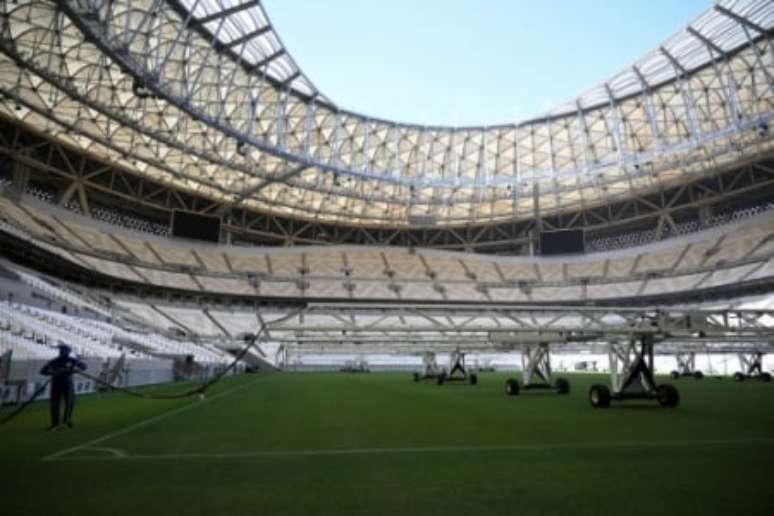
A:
[42,377,264,462]
[45,437,774,462]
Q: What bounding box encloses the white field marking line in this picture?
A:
[82,447,128,458]
[45,437,774,462]
[42,377,263,462]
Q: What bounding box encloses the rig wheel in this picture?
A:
[469,373,478,385]
[589,384,611,408]
[761,372,772,383]
[555,377,570,395]
[505,378,520,396]
[670,370,680,379]
[693,370,704,380]
[656,384,680,408]
[734,372,745,382]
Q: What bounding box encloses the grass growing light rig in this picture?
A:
[504,343,570,396]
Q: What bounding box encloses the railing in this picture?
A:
[585,202,774,253]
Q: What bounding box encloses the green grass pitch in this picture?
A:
[2,372,773,515]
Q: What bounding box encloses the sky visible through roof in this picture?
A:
[264,0,710,127]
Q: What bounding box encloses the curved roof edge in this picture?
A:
[179,0,774,129]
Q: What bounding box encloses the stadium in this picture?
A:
[0,0,773,514]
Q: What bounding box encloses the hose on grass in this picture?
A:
[74,321,270,400]
[0,379,50,426]
[0,308,303,425]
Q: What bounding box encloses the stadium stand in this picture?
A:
[1,193,773,306]
[0,299,233,364]
[0,253,243,407]
[1,0,773,512]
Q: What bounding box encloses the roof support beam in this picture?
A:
[686,26,725,55]
[215,25,271,51]
[575,100,592,170]
[723,6,774,95]
[632,66,662,148]
[603,83,625,166]
[217,163,310,214]
[250,48,286,71]
[714,5,769,35]
[660,47,698,138]
[659,47,687,76]
[280,71,302,88]
[190,0,260,27]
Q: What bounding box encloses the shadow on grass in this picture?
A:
[605,404,673,411]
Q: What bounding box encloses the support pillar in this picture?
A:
[734,351,771,382]
[522,343,552,386]
[505,343,569,395]
[671,351,703,379]
[589,335,679,408]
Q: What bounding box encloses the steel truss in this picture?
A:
[2,118,774,251]
[607,336,661,399]
[432,348,477,385]
[263,305,773,405]
[412,351,443,382]
[521,344,553,386]
[734,351,772,381]
[262,303,774,350]
[423,352,440,375]
[277,339,771,357]
[0,1,773,226]
[274,345,288,369]
[503,342,571,396]
[670,351,704,379]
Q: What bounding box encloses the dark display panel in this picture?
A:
[539,230,585,255]
[171,210,221,243]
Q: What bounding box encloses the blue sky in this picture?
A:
[264,0,710,127]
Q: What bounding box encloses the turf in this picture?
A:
[1,372,773,515]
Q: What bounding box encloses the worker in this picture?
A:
[40,343,87,430]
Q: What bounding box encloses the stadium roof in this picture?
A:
[178,0,772,122]
[173,0,327,103]
[0,0,773,227]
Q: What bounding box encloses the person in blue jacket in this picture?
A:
[40,343,87,430]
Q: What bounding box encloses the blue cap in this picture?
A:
[57,343,72,355]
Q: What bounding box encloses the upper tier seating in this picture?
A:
[1,195,773,303]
